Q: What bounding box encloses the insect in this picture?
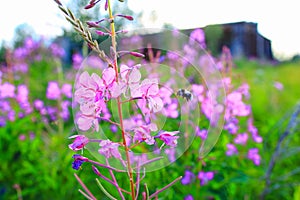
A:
[176,89,193,101]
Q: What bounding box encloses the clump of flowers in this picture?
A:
[55,0,185,199]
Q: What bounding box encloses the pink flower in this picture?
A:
[132,78,163,114]
[234,133,248,145]
[226,144,238,156]
[111,64,141,97]
[247,148,261,165]
[61,83,72,98]
[98,140,122,159]
[274,81,284,91]
[46,81,61,100]
[198,171,214,185]
[74,70,115,131]
[0,82,15,98]
[77,115,99,132]
[191,84,204,102]
[189,28,206,49]
[16,85,28,103]
[68,135,89,151]
[196,128,208,140]
[157,131,180,147]
[133,123,157,145]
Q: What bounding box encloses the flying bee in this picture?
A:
[176,89,193,101]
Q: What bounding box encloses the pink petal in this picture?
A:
[77,116,93,131]
[79,71,90,87]
[102,68,115,86]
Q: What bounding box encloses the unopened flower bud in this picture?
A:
[116,30,128,35]
[92,165,101,176]
[115,14,134,21]
[105,0,108,10]
[130,51,145,58]
[84,3,96,9]
[53,0,62,6]
[95,30,109,36]
[86,21,99,28]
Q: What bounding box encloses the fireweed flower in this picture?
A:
[133,123,157,145]
[247,148,261,165]
[184,195,194,200]
[198,171,214,186]
[156,131,180,147]
[75,69,116,131]
[196,127,208,140]
[98,140,122,159]
[111,64,141,97]
[226,144,238,156]
[0,82,15,98]
[234,133,248,145]
[61,83,72,98]
[46,81,61,100]
[68,135,89,151]
[181,170,195,185]
[131,78,163,114]
[72,154,88,170]
[226,92,250,118]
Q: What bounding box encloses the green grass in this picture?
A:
[233,59,300,135]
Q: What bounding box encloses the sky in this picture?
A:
[0,0,299,60]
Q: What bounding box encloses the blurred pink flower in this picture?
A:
[0,82,15,98]
[133,123,157,145]
[234,133,248,145]
[46,81,61,100]
[198,171,214,185]
[226,144,238,156]
[98,139,122,159]
[247,148,261,165]
[61,84,72,98]
[274,81,284,91]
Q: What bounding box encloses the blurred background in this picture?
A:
[0,0,300,199]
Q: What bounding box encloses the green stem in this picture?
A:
[107,1,135,199]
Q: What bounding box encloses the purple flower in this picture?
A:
[98,140,122,159]
[46,81,61,100]
[50,43,65,58]
[16,84,29,103]
[196,127,208,140]
[157,131,180,147]
[247,148,261,165]
[34,99,44,110]
[184,195,194,200]
[189,28,206,49]
[198,171,214,185]
[181,170,195,185]
[226,144,238,156]
[68,135,89,151]
[133,123,157,145]
[72,154,88,170]
[234,133,248,145]
[0,82,15,98]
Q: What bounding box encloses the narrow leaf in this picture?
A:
[96,178,117,200]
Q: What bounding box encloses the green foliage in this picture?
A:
[204,25,223,56]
